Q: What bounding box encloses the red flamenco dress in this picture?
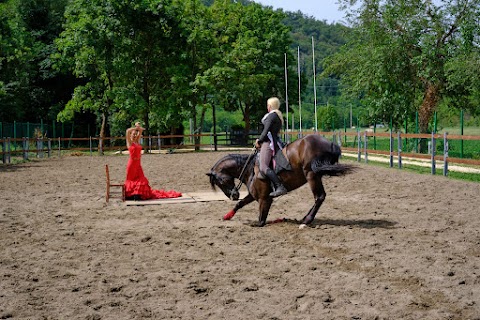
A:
[125,143,182,200]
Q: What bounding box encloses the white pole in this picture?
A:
[284,53,289,142]
[312,37,318,132]
[298,46,302,135]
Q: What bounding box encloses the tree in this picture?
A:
[324,0,480,135]
[173,0,218,150]
[0,0,32,122]
[54,0,126,152]
[0,0,70,123]
[195,1,293,137]
[55,0,192,146]
[112,0,188,135]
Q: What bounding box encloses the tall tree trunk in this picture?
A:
[100,71,114,155]
[244,104,251,132]
[243,104,251,146]
[142,69,150,152]
[98,112,106,155]
[418,83,440,152]
[418,83,440,133]
[195,106,207,151]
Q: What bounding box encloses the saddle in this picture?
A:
[256,144,292,175]
[273,147,292,174]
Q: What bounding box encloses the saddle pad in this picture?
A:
[274,148,292,173]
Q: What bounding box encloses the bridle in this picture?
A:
[232,147,257,196]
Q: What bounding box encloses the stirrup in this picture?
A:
[269,185,287,197]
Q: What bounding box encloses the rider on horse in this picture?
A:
[255,97,288,198]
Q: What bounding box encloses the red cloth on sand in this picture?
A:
[125,143,182,200]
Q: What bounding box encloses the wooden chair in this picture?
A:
[105,164,125,202]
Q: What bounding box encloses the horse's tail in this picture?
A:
[311,142,357,176]
[311,161,356,176]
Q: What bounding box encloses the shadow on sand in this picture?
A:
[244,217,397,229]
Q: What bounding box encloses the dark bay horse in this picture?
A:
[207,134,356,227]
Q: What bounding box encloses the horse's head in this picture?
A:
[207,154,246,201]
[207,170,239,200]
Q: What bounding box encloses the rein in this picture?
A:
[233,147,257,194]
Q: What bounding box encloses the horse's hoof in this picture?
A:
[299,224,308,229]
[223,210,235,220]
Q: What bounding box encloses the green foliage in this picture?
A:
[0,0,71,123]
[0,0,38,121]
[195,105,244,133]
[327,0,480,133]
[193,1,294,132]
[445,51,480,115]
[317,104,340,131]
[54,0,190,136]
[3,0,479,149]
[283,10,350,110]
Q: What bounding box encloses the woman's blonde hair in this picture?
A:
[268,97,283,124]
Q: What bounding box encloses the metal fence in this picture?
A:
[2,131,480,178]
[0,132,257,163]
[0,121,83,141]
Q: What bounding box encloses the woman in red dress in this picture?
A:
[124,122,182,200]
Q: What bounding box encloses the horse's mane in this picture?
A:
[209,153,253,189]
[211,153,250,171]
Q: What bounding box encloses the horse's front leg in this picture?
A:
[257,197,273,227]
[302,173,326,225]
[223,193,255,220]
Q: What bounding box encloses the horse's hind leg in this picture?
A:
[223,193,255,220]
[302,172,326,225]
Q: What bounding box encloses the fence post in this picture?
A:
[89,137,93,156]
[6,138,11,164]
[36,138,41,158]
[13,121,17,151]
[23,137,27,160]
[398,131,402,169]
[389,130,393,168]
[404,117,408,152]
[25,137,30,160]
[1,138,5,164]
[58,137,61,157]
[364,131,368,163]
[39,137,44,158]
[443,132,448,176]
[431,132,436,175]
[460,110,464,158]
[157,135,161,153]
[415,111,419,153]
[47,139,51,158]
[357,131,361,162]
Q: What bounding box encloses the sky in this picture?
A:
[253,0,347,24]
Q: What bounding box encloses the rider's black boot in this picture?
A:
[265,168,287,197]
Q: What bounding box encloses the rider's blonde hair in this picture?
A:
[267,97,283,125]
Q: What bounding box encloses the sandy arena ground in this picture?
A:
[1,151,479,320]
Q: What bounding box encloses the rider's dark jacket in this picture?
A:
[258,111,283,154]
